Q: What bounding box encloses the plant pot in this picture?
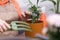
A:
[25,21,43,38]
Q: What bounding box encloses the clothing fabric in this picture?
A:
[0,0,23,37]
[0,0,18,23]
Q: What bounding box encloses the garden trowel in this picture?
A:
[9,21,32,32]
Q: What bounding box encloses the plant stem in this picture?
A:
[56,0,59,13]
[57,28,60,34]
[37,0,39,6]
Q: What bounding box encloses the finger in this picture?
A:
[22,12,26,17]
[0,26,3,32]
[24,11,31,14]
[0,23,7,31]
[2,21,11,29]
[4,23,11,29]
[0,24,7,31]
[0,19,11,29]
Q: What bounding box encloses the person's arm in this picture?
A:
[11,0,23,19]
[11,0,31,20]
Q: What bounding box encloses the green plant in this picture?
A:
[28,0,40,23]
[42,0,60,13]
[42,0,60,40]
[47,26,60,40]
[50,0,60,13]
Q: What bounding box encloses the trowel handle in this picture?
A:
[10,21,32,32]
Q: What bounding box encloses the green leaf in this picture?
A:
[37,0,39,5]
[42,0,56,5]
[50,0,56,5]
[41,0,46,2]
[28,0,33,6]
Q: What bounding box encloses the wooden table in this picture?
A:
[0,31,40,40]
[0,36,40,40]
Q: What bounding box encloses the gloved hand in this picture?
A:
[22,11,31,17]
[0,19,11,32]
[20,11,31,21]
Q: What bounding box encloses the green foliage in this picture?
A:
[28,0,40,23]
[47,26,60,40]
[37,0,39,5]
[28,0,33,6]
[48,30,60,40]
[42,0,60,13]
[50,0,56,5]
[56,0,60,13]
[41,0,60,40]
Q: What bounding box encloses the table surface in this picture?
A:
[0,31,40,40]
[0,36,40,40]
[0,33,40,40]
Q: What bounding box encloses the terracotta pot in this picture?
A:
[25,21,43,38]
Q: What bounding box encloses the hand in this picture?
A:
[0,19,11,32]
[19,11,31,21]
[22,10,31,17]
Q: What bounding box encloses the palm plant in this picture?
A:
[51,0,60,13]
[42,0,60,13]
[56,0,60,13]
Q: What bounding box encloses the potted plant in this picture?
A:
[25,0,43,38]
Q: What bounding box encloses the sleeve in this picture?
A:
[11,0,23,19]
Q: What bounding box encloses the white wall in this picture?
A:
[15,0,37,11]
[16,0,60,16]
